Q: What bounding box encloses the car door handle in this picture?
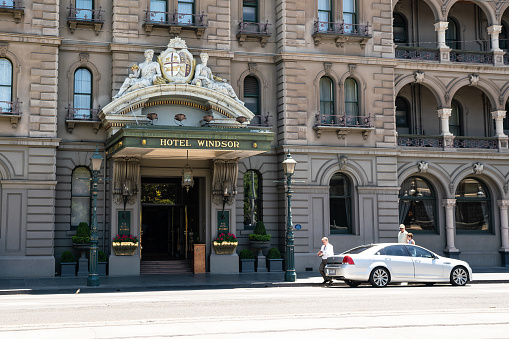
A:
[385,258,391,261]
[415,260,421,263]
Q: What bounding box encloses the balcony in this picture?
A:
[313,113,373,139]
[65,107,101,134]
[67,5,105,35]
[0,99,22,128]
[0,0,23,23]
[237,20,271,47]
[312,20,371,48]
[397,135,505,150]
[143,10,207,36]
[449,50,493,64]
[395,46,500,65]
[395,46,439,61]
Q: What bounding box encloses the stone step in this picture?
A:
[140,260,193,275]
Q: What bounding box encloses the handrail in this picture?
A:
[315,113,371,127]
[143,10,207,27]
[313,20,370,36]
[67,4,104,22]
[238,20,271,35]
[0,99,22,115]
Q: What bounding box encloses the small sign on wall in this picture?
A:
[217,211,229,234]
[118,211,131,236]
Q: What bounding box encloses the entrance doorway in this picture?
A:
[141,178,200,262]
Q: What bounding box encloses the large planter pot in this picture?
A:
[72,243,90,276]
[98,262,107,276]
[240,258,255,272]
[249,241,270,257]
[60,262,77,277]
[213,242,238,255]
[112,242,139,256]
[267,258,284,272]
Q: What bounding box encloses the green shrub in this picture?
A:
[72,222,90,244]
[267,248,282,259]
[61,251,76,263]
[98,251,107,262]
[248,234,271,242]
[253,221,267,235]
[239,249,255,260]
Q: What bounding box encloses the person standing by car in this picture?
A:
[398,224,408,243]
[317,237,334,283]
[407,233,415,245]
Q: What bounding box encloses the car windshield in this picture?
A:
[342,244,375,254]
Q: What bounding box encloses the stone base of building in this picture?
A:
[108,255,140,276]
[500,250,509,267]
[294,253,321,273]
[210,253,239,273]
[0,256,55,278]
[443,248,461,260]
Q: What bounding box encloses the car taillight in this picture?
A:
[342,256,355,265]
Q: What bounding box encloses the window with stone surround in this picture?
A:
[244,76,260,116]
[399,176,437,232]
[144,0,205,36]
[455,177,491,232]
[343,0,357,32]
[449,100,463,136]
[73,68,92,120]
[67,0,104,34]
[396,96,410,134]
[446,17,460,50]
[243,170,262,228]
[0,58,13,113]
[319,76,334,123]
[71,167,91,228]
[329,173,352,234]
[344,77,359,117]
[393,12,407,45]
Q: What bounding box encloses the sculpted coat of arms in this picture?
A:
[158,37,195,84]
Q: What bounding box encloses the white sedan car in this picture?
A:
[325,243,472,287]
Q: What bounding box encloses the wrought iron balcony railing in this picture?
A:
[0,0,23,9]
[144,10,207,27]
[450,50,493,64]
[313,20,370,36]
[238,20,271,35]
[0,0,24,23]
[248,114,271,127]
[453,136,498,149]
[395,46,439,61]
[397,135,499,149]
[66,107,101,121]
[397,135,443,148]
[315,113,371,128]
[67,4,104,22]
[0,99,21,115]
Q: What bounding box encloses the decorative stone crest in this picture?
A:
[414,71,424,83]
[473,162,484,175]
[417,161,428,173]
[348,64,357,74]
[469,74,479,86]
[338,155,348,170]
[248,63,257,75]
[449,183,455,195]
[158,37,195,84]
[324,62,332,75]
[79,53,89,65]
[0,43,8,57]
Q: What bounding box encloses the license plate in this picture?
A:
[327,269,336,275]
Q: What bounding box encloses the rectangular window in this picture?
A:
[343,0,356,33]
[318,0,332,31]
[0,58,12,112]
[150,0,167,23]
[76,0,93,20]
[178,0,194,24]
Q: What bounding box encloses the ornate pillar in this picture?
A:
[488,25,505,66]
[435,21,451,63]
[498,200,509,266]
[443,199,460,258]
[491,111,508,149]
[438,108,454,147]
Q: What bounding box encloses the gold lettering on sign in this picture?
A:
[159,139,241,148]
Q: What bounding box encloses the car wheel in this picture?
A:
[369,267,390,287]
[345,280,361,288]
[450,266,469,286]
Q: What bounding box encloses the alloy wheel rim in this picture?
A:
[453,268,467,285]
[374,269,388,286]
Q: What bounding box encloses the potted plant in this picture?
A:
[266,247,283,272]
[60,251,76,277]
[72,222,91,276]
[98,250,107,276]
[239,249,255,272]
[212,233,238,254]
[112,234,139,256]
[249,221,271,256]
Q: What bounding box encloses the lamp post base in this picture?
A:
[87,274,100,287]
[285,270,297,282]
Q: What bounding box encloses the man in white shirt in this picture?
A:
[317,237,334,283]
[398,224,408,243]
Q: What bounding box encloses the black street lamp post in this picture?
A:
[87,146,103,287]
[282,151,297,282]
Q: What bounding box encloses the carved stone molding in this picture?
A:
[473,162,484,175]
[417,161,428,173]
[469,74,479,86]
[443,199,456,210]
[498,200,509,209]
[414,71,425,83]
[338,155,348,170]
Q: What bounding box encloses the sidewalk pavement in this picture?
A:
[0,267,508,295]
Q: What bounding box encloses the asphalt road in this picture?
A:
[0,283,508,338]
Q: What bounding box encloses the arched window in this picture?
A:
[318,0,332,31]
[76,0,93,20]
[319,76,334,124]
[71,167,91,228]
[393,13,407,45]
[500,23,508,50]
[446,18,460,50]
[395,96,410,134]
[343,0,357,33]
[455,178,491,231]
[244,76,260,116]
[178,0,195,24]
[345,77,359,124]
[449,100,462,136]
[150,0,167,22]
[0,58,13,112]
[399,177,436,232]
[329,173,352,234]
[243,170,262,227]
[74,68,92,119]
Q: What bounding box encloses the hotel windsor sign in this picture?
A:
[160,138,241,148]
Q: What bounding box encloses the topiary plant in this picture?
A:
[72,222,90,244]
[239,249,255,260]
[267,248,282,259]
[253,221,267,235]
[98,250,107,262]
[249,221,271,242]
[61,251,76,263]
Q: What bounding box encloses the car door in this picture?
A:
[406,245,444,281]
[379,245,414,280]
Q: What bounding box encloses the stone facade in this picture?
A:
[1,0,509,278]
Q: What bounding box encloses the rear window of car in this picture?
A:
[343,244,375,254]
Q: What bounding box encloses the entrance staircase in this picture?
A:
[140,260,193,275]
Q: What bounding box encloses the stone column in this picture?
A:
[492,111,508,149]
[435,22,451,63]
[488,25,505,66]
[498,200,509,266]
[443,199,460,258]
[438,108,454,147]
